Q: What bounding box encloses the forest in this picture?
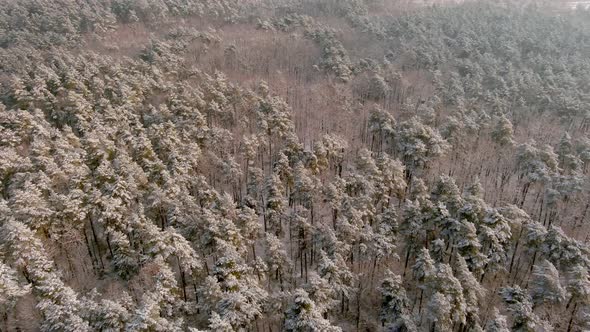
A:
[1,0,590,331]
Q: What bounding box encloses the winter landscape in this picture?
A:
[1,0,590,331]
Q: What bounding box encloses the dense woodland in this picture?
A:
[1,0,590,331]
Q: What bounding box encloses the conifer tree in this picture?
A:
[284,289,341,332]
[202,241,267,330]
[265,173,286,235]
[451,256,484,330]
[0,261,30,316]
[491,115,515,147]
[530,259,566,306]
[1,219,90,332]
[500,286,544,332]
[485,308,510,332]
[379,270,416,330]
[264,233,292,291]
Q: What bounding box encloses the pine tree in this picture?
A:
[565,265,590,331]
[317,250,355,314]
[0,261,30,314]
[1,219,90,332]
[412,248,435,314]
[368,107,396,152]
[109,230,140,280]
[430,238,446,263]
[379,270,416,330]
[202,241,267,330]
[283,289,341,332]
[395,117,449,178]
[530,259,566,306]
[264,233,292,291]
[127,259,184,331]
[413,248,436,283]
[428,263,467,327]
[426,292,453,332]
[500,286,543,332]
[491,115,515,147]
[236,205,261,258]
[208,312,233,332]
[9,178,55,233]
[453,254,486,329]
[485,308,510,332]
[304,272,336,315]
[314,134,347,176]
[265,173,286,235]
[455,220,488,276]
[566,265,590,307]
[292,161,316,209]
[401,199,429,274]
[431,175,464,215]
[515,142,559,207]
[375,154,407,204]
[460,178,487,225]
[82,290,133,332]
[478,208,512,278]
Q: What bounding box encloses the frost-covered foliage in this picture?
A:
[2,0,590,331]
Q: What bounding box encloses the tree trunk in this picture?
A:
[509,228,523,274]
[567,302,578,332]
[83,226,98,273]
[418,289,424,314]
[178,257,187,301]
[403,246,412,277]
[88,217,104,269]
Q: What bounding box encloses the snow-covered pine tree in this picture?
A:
[283,289,341,332]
